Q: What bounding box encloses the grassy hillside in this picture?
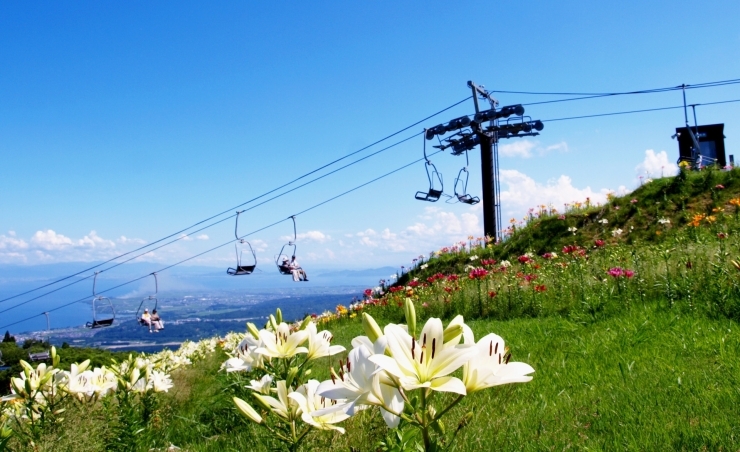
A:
[4,166,740,451]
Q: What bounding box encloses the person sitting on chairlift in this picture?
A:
[141,309,152,331]
[288,256,308,282]
[151,309,164,332]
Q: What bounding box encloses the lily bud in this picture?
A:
[298,315,312,331]
[275,308,283,324]
[443,324,464,343]
[247,322,261,340]
[362,313,382,343]
[404,298,417,337]
[286,366,299,388]
[234,397,263,424]
[252,393,272,411]
[269,315,279,332]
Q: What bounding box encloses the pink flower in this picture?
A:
[607,267,624,278]
[715,184,725,190]
[630,199,638,204]
[594,239,605,248]
[624,270,635,278]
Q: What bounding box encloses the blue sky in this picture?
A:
[2,0,740,271]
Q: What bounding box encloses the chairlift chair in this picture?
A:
[86,272,115,329]
[136,273,159,328]
[275,216,300,277]
[415,132,444,202]
[452,152,480,205]
[227,210,257,275]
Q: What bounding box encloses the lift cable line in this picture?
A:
[0,97,471,306]
[492,77,740,98]
[541,98,740,123]
[0,131,424,316]
[0,149,444,331]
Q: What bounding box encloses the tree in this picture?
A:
[2,331,15,343]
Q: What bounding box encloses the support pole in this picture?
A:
[479,133,497,241]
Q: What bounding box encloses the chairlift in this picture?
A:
[415,132,444,202]
[86,272,115,329]
[275,216,299,277]
[29,312,52,361]
[452,151,480,205]
[135,273,159,328]
[227,210,257,275]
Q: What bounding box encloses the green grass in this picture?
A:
[8,167,740,451]
[106,304,739,451]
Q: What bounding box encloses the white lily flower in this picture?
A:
[253,380,301,421]
[221,357,252,373]
[246,374,274,395]
[461,327,534,393]
[304,323,345,360]
[289,380,350,433]
[316,339,403,427]
[369,318,478,395]
[255,322,309,359]
[148,370,174,393]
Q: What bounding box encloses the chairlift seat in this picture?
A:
[415,188,443,202]
[457,194,480,205]
[28,351,51,362]
[227,264,256,276]
[86,318,114,329]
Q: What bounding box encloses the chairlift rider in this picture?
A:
[136,273,163,332]
[275,216,308,282]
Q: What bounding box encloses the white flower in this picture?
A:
[316,339,403,428]
[221,357,252,373]
[253,380,301,421]
[658,217,671,225]
[305,323,345,360]
[255,322,309,359]
[420,264,429,270]
[246,375,274,395]
[500,260,511,268]
[460,327,534,393]
[598,218,608,224]
[369,318,478,395]
[289,380,350,433]
[148,370,173,392]
[469,255,479,261]
[611,228,623,237]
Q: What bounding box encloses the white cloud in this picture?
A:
[78,231,116,249]
[635,149,678,179]
[499,169,609,220]
[0,233,29,251]
[292,230,331,243]
[118,236,146,245]
[196,234,209,240]
[499,140,537,158]
[499,140,570,159]
[31,230,74,250]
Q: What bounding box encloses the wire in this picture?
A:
[541,99,740,122]
[520,79,740,106]
[492,78,740,96]
[0,131,423,316]
[0,96,471,305]
[0,149,444,331]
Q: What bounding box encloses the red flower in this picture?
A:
[717,232,728,239]
[408,280,420,287]
[518,255,532,264]
[594,239,605,248]
[488,291,498,298]
[534,284,547,292]
[468,268,489,280]
[364,288,373,297]
[523,274,538,282]
[447,274,459,282]
[389,286,403,293]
